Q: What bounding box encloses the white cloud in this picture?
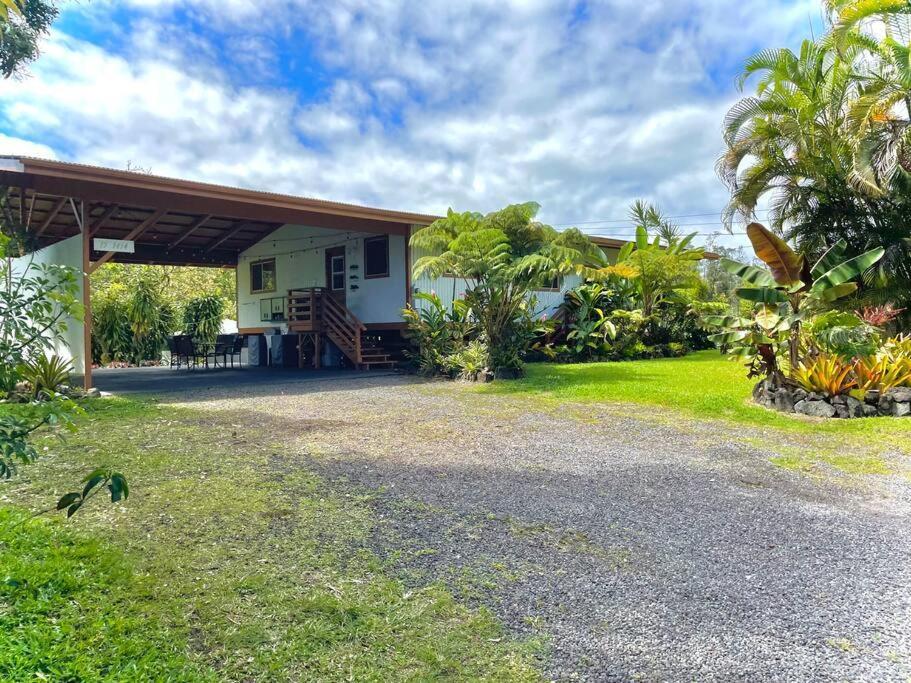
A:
[0,133,57,159]
[0,0,821,248]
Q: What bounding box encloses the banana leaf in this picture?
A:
[810,239,847,278]
[810,247,885,293]
[815,281,858,303]
[709,330,752,344]
[735,286,788,303]
[703,314,752,328]
[746,222,804,286]
[720,258,776,286]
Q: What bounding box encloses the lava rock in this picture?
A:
[894,402,911,418]
[773,390,795,413]
[886,387,911,403]
[795,400,836,418]
[845,396,863,418]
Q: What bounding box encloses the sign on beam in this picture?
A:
[93,238,135,254]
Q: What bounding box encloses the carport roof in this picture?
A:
[0,156,439,267]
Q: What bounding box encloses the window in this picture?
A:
[330,255,345,290]
[363,235,389,279]
[250,259,276,294]
[536,276,562,292]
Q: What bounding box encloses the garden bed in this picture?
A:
[753,379,911,419]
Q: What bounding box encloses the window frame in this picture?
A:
[363,235,390,279]
[250,258,277,295]
[330,255,346,291]
[535,275,563,293]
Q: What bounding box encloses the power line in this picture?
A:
[550,208,773,226]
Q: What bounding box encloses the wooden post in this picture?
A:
[81,201,93,391]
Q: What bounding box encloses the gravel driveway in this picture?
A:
[165,373,911,682]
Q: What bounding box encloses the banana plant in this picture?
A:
[707,223,884,382]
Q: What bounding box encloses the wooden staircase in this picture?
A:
[286,288,396,369]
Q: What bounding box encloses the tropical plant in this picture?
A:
[826,0,911,194]
[707,223,884,382]
[856,303,906,327]
[853,353,911,394]
[0,233,82,393]
[411,202,608,374]
[0,207,128,525]
[444,340,490,381]
[883,332,911,360]
[794,353,858,396]
[612,207,703,317]
[402,292,473,376]
[0,0,57,78]
[18,354,72,399]
[804,310,880,358]
[182,295,223,351]
[559,284,618,359]
[721,18,911,317]
[92,286,133,364]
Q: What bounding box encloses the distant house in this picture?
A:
[0,157,711,385]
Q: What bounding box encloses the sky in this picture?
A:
[0,0,825,249]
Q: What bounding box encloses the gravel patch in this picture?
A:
[161,373,911,682]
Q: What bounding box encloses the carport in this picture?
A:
[0,156,434,389]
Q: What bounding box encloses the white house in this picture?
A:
[0,157,632,386]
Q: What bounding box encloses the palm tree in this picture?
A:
[826,0,911,195]
[719,35,911,315]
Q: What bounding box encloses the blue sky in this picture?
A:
[0,0,824,248]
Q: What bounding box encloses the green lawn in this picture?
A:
[483,350,911,458]
[0,399,540,682]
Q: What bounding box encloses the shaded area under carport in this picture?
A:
[91,365,399,396]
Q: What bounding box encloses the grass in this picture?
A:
[0,398,541,681]
[480,350,911,470]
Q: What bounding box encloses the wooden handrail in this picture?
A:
[287,288,366,364]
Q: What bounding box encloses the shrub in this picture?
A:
[0,236,82,393]
[794,354,857,396]
[445,340,490,381]
[853,355,911,395]
[92,286,131,364]
[805,310,879,359]
[18,354,72,399]
[182,295,223,350]
[402,293,474,376]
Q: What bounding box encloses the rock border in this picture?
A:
[753,379,911,419]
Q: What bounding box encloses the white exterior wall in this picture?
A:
[236,224,408,330]
[10,235,86,375]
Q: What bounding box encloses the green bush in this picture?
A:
[92,277,175,366]
[17,354,72,399]
[444,340,490,381]
[402,292,473,376]
[182,295,224,350]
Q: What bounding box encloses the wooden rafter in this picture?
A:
[168,213,212,250]
[204,220,249,253]
[34,197,66,236]
[89,209,166,273]
[88,203,121,236]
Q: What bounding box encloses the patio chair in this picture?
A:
[167,336,181,368]
[211,335,235,369]
[226,334,244,368]
[176,335,196,369]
